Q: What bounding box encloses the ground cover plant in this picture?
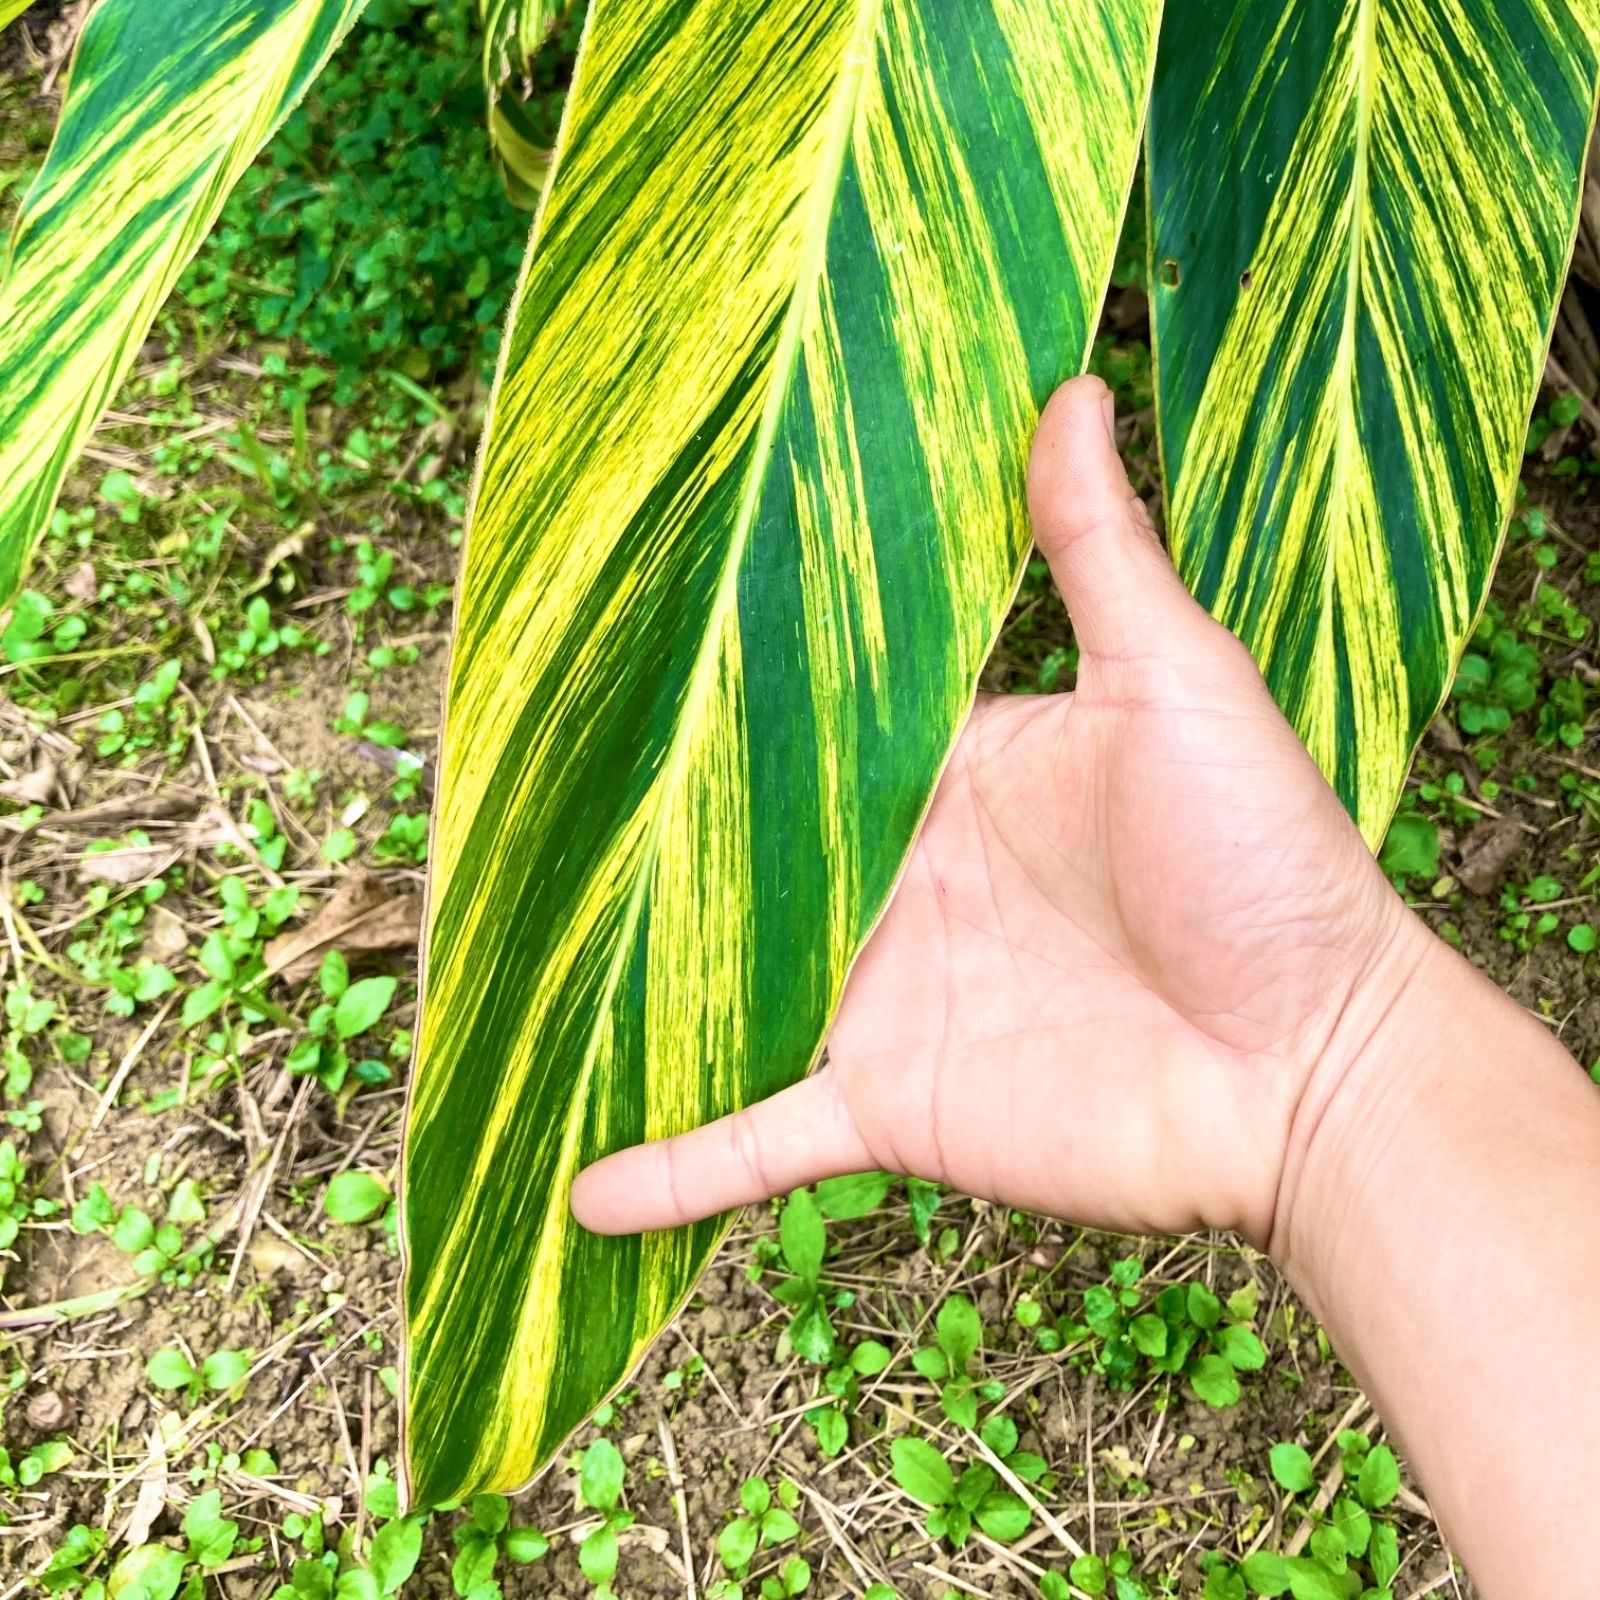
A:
[0,4,1596,1591]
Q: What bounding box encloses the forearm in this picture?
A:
[1274,922,1600,1598]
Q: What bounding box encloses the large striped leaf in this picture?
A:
[402,0,1162,1504]
[477,0,573,204]
[0,0,362,603]
[1148,1,1600,845]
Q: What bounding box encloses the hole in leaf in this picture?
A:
[1160,258,1181,289]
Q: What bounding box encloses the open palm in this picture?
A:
[572,380,1410,1249]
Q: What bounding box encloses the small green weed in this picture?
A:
[974,1412,1050,1489]
[95,660,189,765]
[766,1187,845,1366]
[285,948,399,1099]
[0,1137,57,1266]
[62,882,174,1022]
[1498,874,1569,952]
[1043,1549,1152,1600]
[1452,606,1540,738]
[181,876,301,1032]
[269,1465,430,1596]
[72,1184,213,1286]
[67,1489,251,1600]
[1201,1431,1404,1599]
[575,1438,632,1599]
[335,691,408,752]
[323,1168,394,1227]
[888,1435,1031,1550]
[0,1436,72,1491]
[1378,804,1440,885]
[146,1344,252,1403]
[1,589,87,665]
[762,1182,915,1458]
[1031,1259,1268,1409]
[175,0,529,396]
[910,1293,1003,1430]
[446,1493,549,1597]
[713,1476,806,1598]
[374,811,430,865]
[212,595,311,682]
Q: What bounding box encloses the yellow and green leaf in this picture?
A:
[403,0,1162,1505]
[0,0,362,604]
[1148,0,1600,845]
[1,2,35,32]
[477,0,574,205]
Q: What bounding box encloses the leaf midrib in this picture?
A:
[1323,0,1377,617]
[528,0,888,1347]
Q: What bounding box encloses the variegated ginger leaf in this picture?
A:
[1148,0,1600,844]
[403,0,1162,1505]
[0,0,362,602]
[477,0,574,205]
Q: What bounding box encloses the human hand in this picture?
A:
[571,377,1426,1250]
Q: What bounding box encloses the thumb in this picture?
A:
[1026,377,1210,666]
[570,1066,877,1234]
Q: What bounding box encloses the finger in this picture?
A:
[1026,376,1212,665]
[570,1067,877,1235]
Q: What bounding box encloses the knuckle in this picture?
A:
[658,1139,690,1221]
[1215,623,1266,683]
[1126,495,1160,544]
[727,1110,774,1196]
[1044,509,1124,561]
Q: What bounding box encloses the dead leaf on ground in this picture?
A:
[44,788,202,832]
[0,753,59,806]
[191,612,216,667]
[245,525,308,595]
[64,562,97,604]
[143,904,190,963]
[1456,817,1527,896]
[247,1235,304,1280]
[564,1523,670,1557]
[263,868,423,984]
[1105,283,1148,333]
[117,1415,180,1551]
[74,806,229,886]
[78,843,184,886]
[1426,714,1466,756]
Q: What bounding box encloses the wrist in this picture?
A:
[1264,898,1600,1597]
[1267,901,1542,1310]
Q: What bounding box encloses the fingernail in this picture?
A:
[1100,389,1117,445]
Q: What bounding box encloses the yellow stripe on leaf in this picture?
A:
[402,0,1162,1506]
[0,0,362,604]
[1149,0,1600,844]
[477,0,574,205]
